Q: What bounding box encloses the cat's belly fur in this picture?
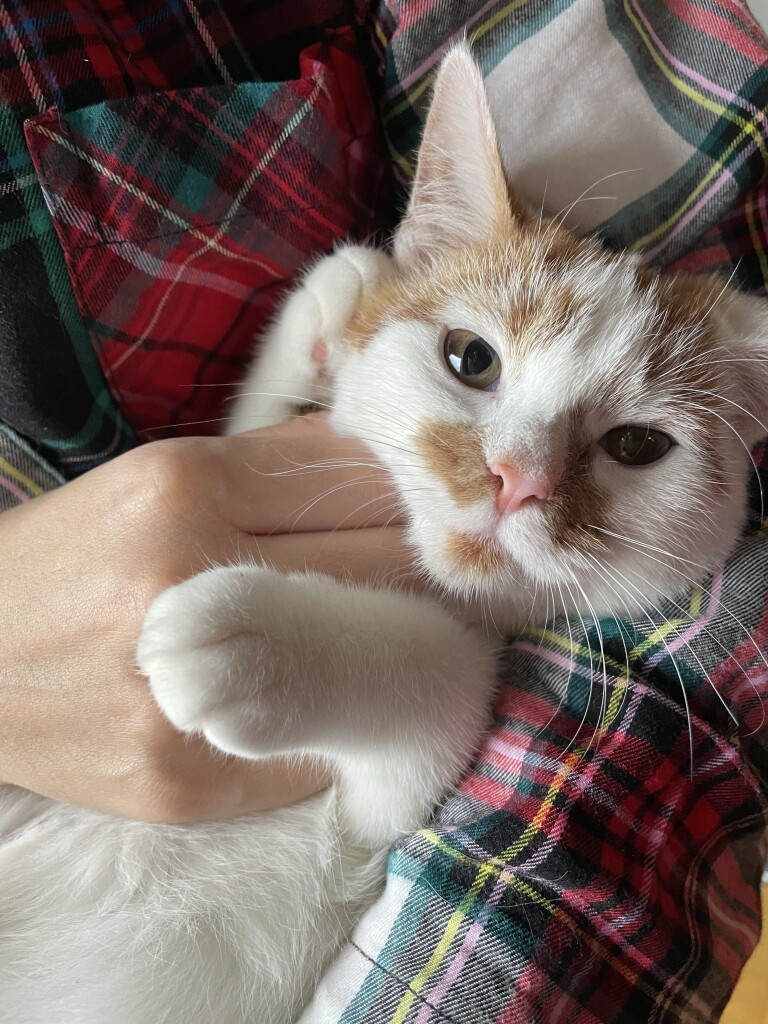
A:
[0,785,378,1024]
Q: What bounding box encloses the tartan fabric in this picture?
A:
[0,422,64,510]
[24,30,386,438]
[1,2,767,1023]
[375,0,768,287]
[0,0,385,475]
[303,2,768,1022]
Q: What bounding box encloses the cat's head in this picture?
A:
[331,45,768,622]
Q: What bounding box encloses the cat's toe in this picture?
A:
[137,570,269,733]
[304,246,393,342]
[139,633,245,732]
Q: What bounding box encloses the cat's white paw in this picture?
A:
[227,245,394,432]
[137,566,283,754]
[302,245,393,348]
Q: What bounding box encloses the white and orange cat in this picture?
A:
[1,45,766,1024]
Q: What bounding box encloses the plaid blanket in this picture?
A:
[1,2,766,1022]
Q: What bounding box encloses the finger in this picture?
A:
[232,525,423,590]
[217,430,404,535]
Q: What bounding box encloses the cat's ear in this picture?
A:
[394,44,521,269]
[713,289,768,447]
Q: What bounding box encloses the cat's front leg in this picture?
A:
[227,246,394,433]
[137,565,497,846]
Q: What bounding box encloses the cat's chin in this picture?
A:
[411,517,717,632]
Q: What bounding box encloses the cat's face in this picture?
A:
[331,46,767,623]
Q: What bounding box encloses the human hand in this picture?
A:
[0,415,412,821]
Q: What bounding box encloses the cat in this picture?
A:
[1,44,767,1024]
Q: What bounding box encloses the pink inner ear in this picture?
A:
[489,462,556,514]
[310,340,328,365]
[393,44,513,268]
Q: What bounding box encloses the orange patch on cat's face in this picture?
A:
[415,420,495,507]
[503,286,582,362]
[545,420,611,555]
[344,220,590,354]
[343,279,443,349]
[445,532,504,575]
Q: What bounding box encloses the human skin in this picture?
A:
[0,415,413,822]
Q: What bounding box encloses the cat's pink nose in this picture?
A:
[488,461,554,514]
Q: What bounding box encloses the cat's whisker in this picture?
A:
[523,581,572,739]
[140,413,245,434]
[482,589,506,642]
[585,525,720,575]
[585,527,768,686]
[580,552,697,772]
[581,546,741,730]
[552,579,577,724]
[225,390,335,411]
[557,575,597,761]
[246,458,392,478]
[565,568,610,756]
[550,168,639,232]
[279,478,404,533]
[606,609,634,724]
[331,496,408,536]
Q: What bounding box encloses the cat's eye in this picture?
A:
[444,329,501,391]
[599,425,674,466]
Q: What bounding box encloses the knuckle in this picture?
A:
[131,439,207,508]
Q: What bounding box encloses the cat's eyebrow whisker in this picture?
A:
[702,261,742,320]
[644,340,754,383]
[672,392,764,522]
[676,355,768,368]
[550,167,639,232]
[535,175,550,237]
[686,387,768,440]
